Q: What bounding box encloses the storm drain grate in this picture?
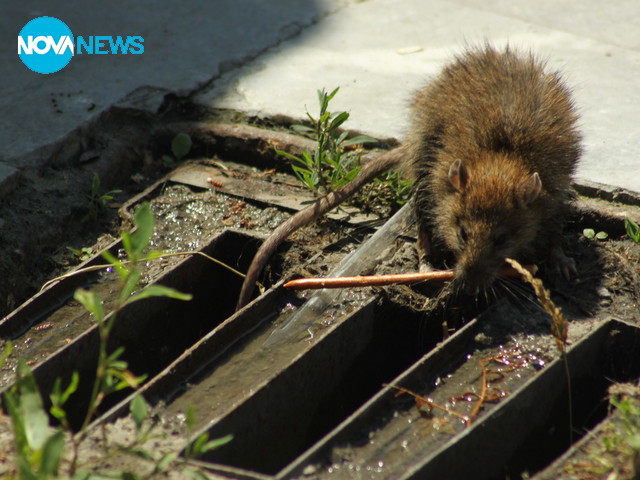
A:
[5,215,638,479]
[0,228,262,428]
[1,122,639,479]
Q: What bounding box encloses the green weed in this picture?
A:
[626,217,640,245]
[353,168,413,213]
[66,246,93,262]
[83,173,122,222]
[277,87,377,194]
[583,228,608,241]
[2,202,229,479]
[566,387,640,478]
[162,133,192,168]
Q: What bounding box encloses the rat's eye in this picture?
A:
[494,233,508,248]
[458,226,468,244]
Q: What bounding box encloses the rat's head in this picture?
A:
[440,156,543,296]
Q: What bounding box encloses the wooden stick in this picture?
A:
[283,265,537,291]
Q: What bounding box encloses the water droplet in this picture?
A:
[302,464,317,475]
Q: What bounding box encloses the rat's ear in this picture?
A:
[448,159,469,193]
[518,172,542,206]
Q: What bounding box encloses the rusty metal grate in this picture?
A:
[1,123,639,479]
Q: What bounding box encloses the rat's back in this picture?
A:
[409,46,581,191]
[408,46,582,293]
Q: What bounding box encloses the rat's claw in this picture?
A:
[550,246,578,281]
[417,227,435,273]
[559,256,577,281]
[419,258,434,273]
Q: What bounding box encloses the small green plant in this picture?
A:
[182,405,233,460]
[574,388,640,478]
[609,393,640,452]
[354,169,413,212]
[83,173,122,222]
[626,217,640,245]
[66,246,93,262]
[4,357,66,480]
[583,228,608,241]
[162,132,193,168]
[277,87,377,194]
[1,202,236,479]
[120,396,233,479]
[70,204,191,461]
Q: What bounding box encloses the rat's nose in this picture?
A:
[463,281,480,297]
[458,264,491,297]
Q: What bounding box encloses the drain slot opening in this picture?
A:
[506,319,640,479]
[407,319,640,480]
[23,230,262,430]
[196,300,444,475]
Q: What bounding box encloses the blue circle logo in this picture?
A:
[18,17,74,74]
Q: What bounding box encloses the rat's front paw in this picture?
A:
[550,245,577,281]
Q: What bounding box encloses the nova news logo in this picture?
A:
[18,16,144,74]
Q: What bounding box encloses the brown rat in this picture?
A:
[410,46,581,295]
[236,45,581,309]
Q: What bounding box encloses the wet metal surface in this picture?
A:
[280,317,640,480]
[2,148,640,479]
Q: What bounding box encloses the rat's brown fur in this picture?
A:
[236,45,581,309]
[410,45,581,294]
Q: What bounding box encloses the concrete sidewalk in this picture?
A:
[2,0,639,191]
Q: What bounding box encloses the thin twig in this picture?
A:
[283,264,537,290]
[389,385,470,426]
[469,358,490,420]
[505,257,573,444]
[41,251,264,293]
